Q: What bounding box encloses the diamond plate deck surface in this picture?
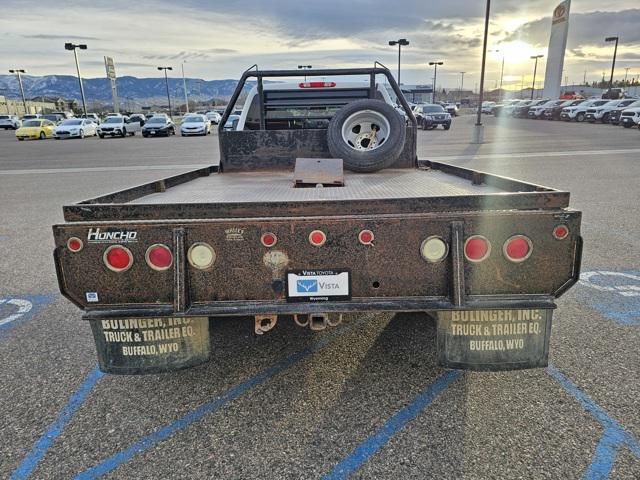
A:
[130,169,503,204]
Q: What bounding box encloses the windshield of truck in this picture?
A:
[0,115,9,119]
[423,105,445,113]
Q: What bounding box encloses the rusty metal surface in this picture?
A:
[293,158,344,187]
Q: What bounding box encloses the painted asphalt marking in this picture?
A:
[0,295,55,334]
[74,317,366,479]
[547,365,640,479]
[322,370,462,480]
[578,271,640,326]
[11,367,105,480]
[0,164,211,175]
[429,147,640,163]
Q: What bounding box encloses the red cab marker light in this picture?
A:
[503,235,533,263]
[464,235,491,263]
[145,244,173,271]
[103,245,133,272]
[358,230,374,245]
[553,225,569,240]
[309,230,326,247]
[261,232,278,247]
[67,237,83,252]
[298,81,336,88]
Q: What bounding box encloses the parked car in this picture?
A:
[15,118,56,140]
[441,103,459,116]
[205,111,222,124]
[528,100,564,119]
[543,99,583,120]
[584,99,635,124]
[142,115,176,137]
[607,100,640,125]
[619,107,640,128]
[21,114,40,121]
[413,104,452,130]
[492,99,521,117]
[560,99,609,122]
[515,99,547,118]
[0,114,21,129]
[222,114,241,131]
[80,113,101,124]
[97,115,141,138]
[52,111,74,119]
[180,114,211,136]
[41,113,65,124]
[481,101,496,114]
[128,114,147,126]
[53,118,98,139]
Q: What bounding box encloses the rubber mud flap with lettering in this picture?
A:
[90,317,210,374]
[436,309,552,371]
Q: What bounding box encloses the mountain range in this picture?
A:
[0,74,252,105]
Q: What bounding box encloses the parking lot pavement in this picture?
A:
[0,116,638,479]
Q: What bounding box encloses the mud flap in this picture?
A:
[90,317,210,374]
[436,309,553,371]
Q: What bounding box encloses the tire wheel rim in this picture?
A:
[341,110,390,152]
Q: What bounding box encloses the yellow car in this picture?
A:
[15,119,56,141]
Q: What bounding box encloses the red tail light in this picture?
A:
[104,245,133,272]
[358,230,374,245]
[67,237,83,253]
[503,235,532,262]
[553,225,569,240]
[298,81,336,88]
[309,230,326,247]
[464,235,491,262]
[261,232,278,247]
[145,244,173,271]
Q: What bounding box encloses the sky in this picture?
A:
[1,0,639,90]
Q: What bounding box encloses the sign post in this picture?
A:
[542,0,571,99]
[104,56,120,114]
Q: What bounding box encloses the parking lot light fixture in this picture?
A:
[388,38,409,84]
[158,66,173,118]
[530,55,544,100]
[605,36,619,91]
[473,0,491,144]
[64,43,89,117]
[428,62,443,103]
[181,61,189,114]
[9,69,28,114]
[298,65,312,82]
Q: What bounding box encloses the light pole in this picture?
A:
[181,60,189,113]
[64,43,88,116]
[298,65,312,82]
[9,69,28,114]
[428,61,443,103]
[388,38,409,84]
[530,54,543,100]
[605,36,619,91]
[459,72,465,100]
[624,67,630,84]
[491,49,505,98]
[473,0,491,144]
[157,66,173,118]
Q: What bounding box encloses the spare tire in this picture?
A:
[327,99,406,173]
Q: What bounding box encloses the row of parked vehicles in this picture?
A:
[487,97,640,129]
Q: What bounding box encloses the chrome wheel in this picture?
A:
[341,110,390,151]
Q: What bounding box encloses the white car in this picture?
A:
[481,101,496,114]
[97,115,142,138]
[585,99,637,123]
[205,111,222,124]
[53,118,98,139]
[560,99,609,122]
[619,107,640,128]
[0,114,21,129]
[180,114,211,136]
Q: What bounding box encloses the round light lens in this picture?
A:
[503,235,532,262]
[67,237,83,252]
[187,243,216,269]
[309,230,326,247]
[464,235,491,263]
[103,245,133,272]
[145,244,173,271]
[358,230,374,245]
[553,225,569,240]
[261,232,277,247]
[420,236,448,263]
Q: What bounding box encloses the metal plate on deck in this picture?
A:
[436,309,552,371]
[293,158,344,187]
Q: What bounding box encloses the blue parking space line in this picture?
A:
[74,318,365,480]
[322,370,461,480]
[11,366,104,480]
[547,365,640,478]
[583,428,624,480]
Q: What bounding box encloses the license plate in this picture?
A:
[150,131,156,134]
[286,269,350,302]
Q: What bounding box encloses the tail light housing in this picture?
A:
[464,235,491,263]
[261,232,278,247]
[358,230,374,245]
[420,236,448,263]
[145,244,173,271]
[67,237,83,253]
[298,81,336,88]
[503,235,533,263]
[309,230,326,247]
[104,245,133,272]
[187,243,216,270]
[553,225,569,240]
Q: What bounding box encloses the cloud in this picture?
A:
[21,34,101,41]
